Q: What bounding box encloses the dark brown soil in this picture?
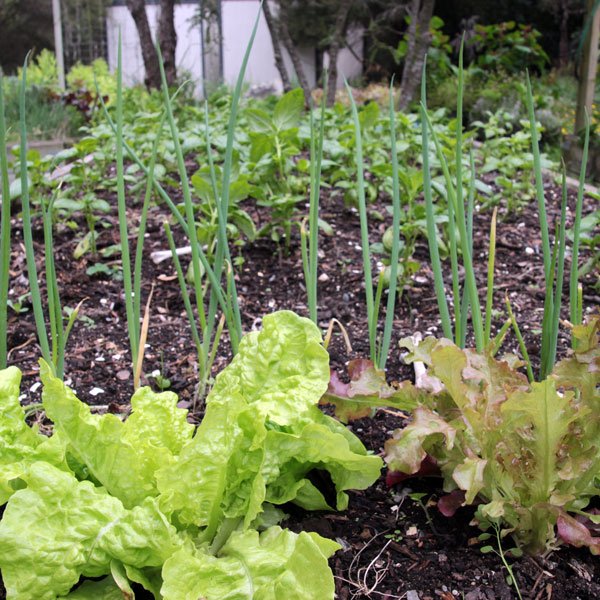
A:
[2,175,599,599]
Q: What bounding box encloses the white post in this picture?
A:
[52,0,66,89]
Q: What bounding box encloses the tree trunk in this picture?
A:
[125,0,177,89]
[278,15,312,105]
[125,0,160,89]
[326,1,352,106]
[398,0,435,110]
[262,0,291,92]
[158,0,177,86]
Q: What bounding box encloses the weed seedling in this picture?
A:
[479,522,524,600]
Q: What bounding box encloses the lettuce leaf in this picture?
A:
[60,576,125,599]
[157,311,381,538]
[264,422,382,510]
[0,462,181,599]
[161,526,340,600]
[157,392,268,539]
[385,324,600,555]
[0,366,67,505]
[1,311,381,596]
[41,361,194,508]
[208,311,330,426]
[0,462,126,599]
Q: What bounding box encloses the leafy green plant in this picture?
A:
[467,22,549,74]
[0,311,382,599]
[472,110,555,213]
[384,315,600,556]
[246,88,306,248]
[52,137,112,256]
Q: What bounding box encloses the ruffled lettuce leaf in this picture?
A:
[161,526,340,600]
[157,392,268,539]
[41,361,194,508]
[208,311,330,425]
[0,366,68,505]
[1,311,382,596]
[60,576,125,599]
[385,327,600,555]
[322,358,421,423]
[0,462,181,599]
[0,462,126,599]
[264,422,382,510]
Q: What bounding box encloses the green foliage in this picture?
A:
[0,311,382,598]
[473,111,554,212]
[384,316,600,556]
[17,49,58,89]
[467,22,549,73]
[66,58,117,103]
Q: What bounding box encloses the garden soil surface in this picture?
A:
[1,173,599,599]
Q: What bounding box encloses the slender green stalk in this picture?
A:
[300,220,311,299]
[544,169,568,379]
[459,149,476,348]
[134,112,166,336]
[0,74,12,368]
[420,71,452,340]
[540,236,559,378]
[19,55,52,368]
[505,296,534,383]
[306,84,327,324]
[378,80,401,369]
[569,112,590,331]
[202,101,237,350]
[446,156,462,344]
[423,111,484,351]
[466,149,475,252]
[157,47,210,359]
[40,192,64,376]
[164,222,206,375]
[525,72,552,282]
[205,9,263,352]
[491,318,512,356]
[453,40,466,344]
[484,207,498,344]
[371,270,385,361]
[346,81,375,360]
[115,38,139,377]
[493,523,524,600]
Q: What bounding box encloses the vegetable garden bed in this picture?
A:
[1,174,598,599]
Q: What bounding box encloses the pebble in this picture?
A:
[318,273,330,282]
[116,369,130,381]
[30,382,41,393]
[525,247,534,255]
[89,387,104,396]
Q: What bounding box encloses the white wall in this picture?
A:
[106,1,363,97]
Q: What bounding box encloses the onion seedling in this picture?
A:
[300,76,327,325]
[420,51,590,380]
[0,74,11,369]
[14,57,82,379]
